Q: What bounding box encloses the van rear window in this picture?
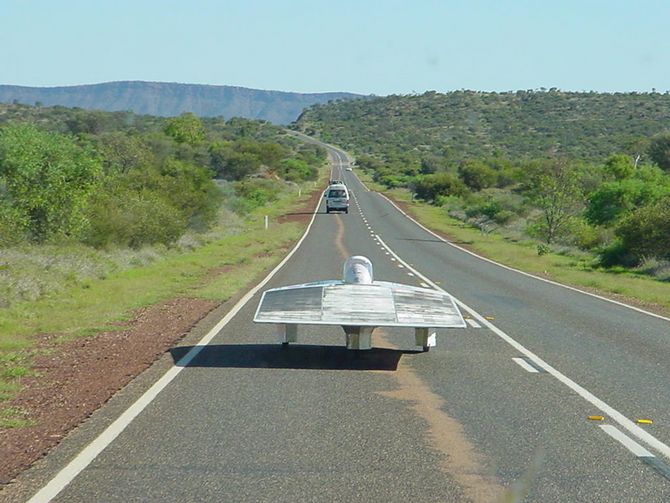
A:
[328,189,346,198]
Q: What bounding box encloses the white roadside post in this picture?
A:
[264,215,269,230]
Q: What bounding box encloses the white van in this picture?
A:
[325,183,349,213]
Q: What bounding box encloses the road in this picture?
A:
[17,142,670,502]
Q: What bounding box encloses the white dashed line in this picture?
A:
[512,357,539,373]
[420,282,429,288]
[600,425,654,457]
[375,232,670,461]
[465,318,481,328]
[407,272,415,277]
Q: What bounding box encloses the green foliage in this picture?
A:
[0,202,28,246]
[614,195,670,263]
[95,131,154,173]
[414,172,466,201]
[603,154,635,180]
[585,178,669,225]
[0,104,317,251]
[523,159,584,244]
[648,132,670,171]
[164,113,206,145]
[231,179,281,213]
[296,90,670,163]
[0,124,101,243]
[279,158,317,182]
[458,159,498,191]
[83,185,187,249]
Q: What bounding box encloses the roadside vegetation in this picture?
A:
[0,104,328,426]
[295,90,670,305]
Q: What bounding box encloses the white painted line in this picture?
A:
[407,272,415,277]
[465,318,481,328]
[385,252,390,255]
[398,264,405,268]
[600,425,654,457]
[374,234,670,461]
[512,357,539,373]
[391,258,396,261]
[376,192,670,324]
[27,188,326,503]
[420,282,429,288]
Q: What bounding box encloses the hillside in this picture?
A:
[295,90,670,161]
[0,81,363,125]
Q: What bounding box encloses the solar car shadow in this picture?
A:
[170,344,417,371]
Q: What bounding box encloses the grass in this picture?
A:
[0,168,328,417]
[355,170,670,314]
[0,406,34,429]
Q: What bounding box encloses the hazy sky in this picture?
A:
[2,0,669,95]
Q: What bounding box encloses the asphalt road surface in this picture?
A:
[15,141,670,502]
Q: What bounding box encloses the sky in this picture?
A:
[2,0,669,95]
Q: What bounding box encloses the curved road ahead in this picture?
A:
[15,141,670,502]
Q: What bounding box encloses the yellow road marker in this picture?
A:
[588,415,605,421]
[636,419,653,425]
[485,316,495,320]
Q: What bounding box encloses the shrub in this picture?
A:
[279,158,317,182]
[614,195,670,262]
[84,188,186,248]
[458,159,498,191]
[414,172,467,201]
[0,124,102,243]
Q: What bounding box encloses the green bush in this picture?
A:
[414,172,467,201]
[232,179,281,213]
[84,186,186,248]
[614,195,670,262]
[279,158,317,182]
[458,159,498,191]
[0,202,28,246]
[0,124,102,243]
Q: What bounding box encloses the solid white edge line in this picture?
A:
[465,318,481,328]
[512,357,540,373]
[28,179,326,503]
[374,234,670,460]
[600,425,654,457]
[375,192,670,324]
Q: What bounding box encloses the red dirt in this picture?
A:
[0,297,217,485]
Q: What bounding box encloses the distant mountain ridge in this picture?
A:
[0,81,363,124]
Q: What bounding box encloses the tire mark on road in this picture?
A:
[376,331,503,503]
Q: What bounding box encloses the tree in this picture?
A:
[585,178,669,225]
[648,132,670,172]
[414,172,466,201]
[525,159,584,244]
[603,154,635,180]
[0,124,101,242]
[96,132,154,173]
[458,159,498,191]
[164,113,206,146]
[615,195,670,262]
